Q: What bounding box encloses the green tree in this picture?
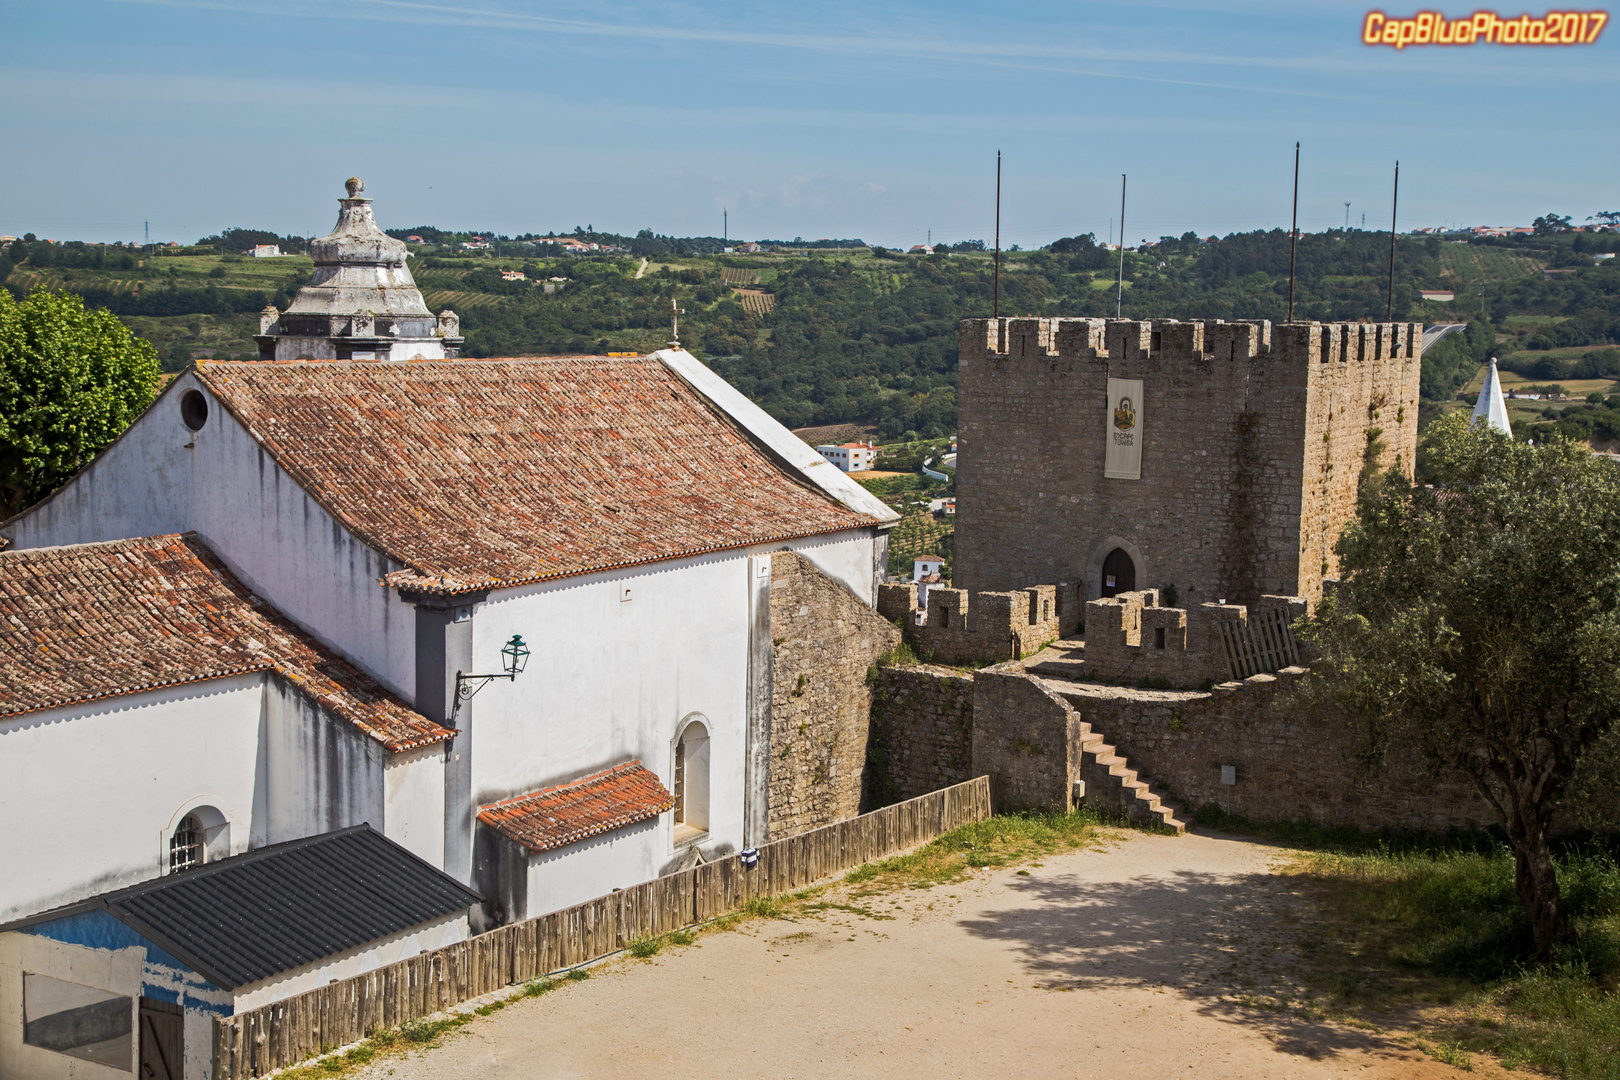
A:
[1299,411,1620,957]
[0,290,160,516]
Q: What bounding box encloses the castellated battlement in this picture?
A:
[1081,589,1306,687]
[960,316,1422,370]
[878,580,1081,666]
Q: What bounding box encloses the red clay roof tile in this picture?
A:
[0,534,451,751]
[477,761,674,854]
[192,356,876,595]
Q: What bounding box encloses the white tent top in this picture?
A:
[1473,358,1512,434]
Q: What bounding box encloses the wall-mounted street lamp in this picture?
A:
[450,634,530,727]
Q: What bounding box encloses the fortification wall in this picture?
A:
[954,317,1420,608]
[1082,589,1306,687]
[868,661,1494,833]
[1056,669,1492,832]
[877,580,1079,665]
[868,665,975,807]
[766,552,901,839]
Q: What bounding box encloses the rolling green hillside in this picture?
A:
[5,229,1619,441]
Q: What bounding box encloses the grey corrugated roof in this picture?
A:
[0,826,480,991]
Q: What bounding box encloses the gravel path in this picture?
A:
[355,829,1510,1080]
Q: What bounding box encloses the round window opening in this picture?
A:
[180,389,209,431]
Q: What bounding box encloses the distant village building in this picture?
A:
[499,269,527,281]
[817,441,876,472]
[254,178,462,362]
[738,242,763,254]
[1419,289,1454,302]
[913,555,945,581]
[249,244,282,258]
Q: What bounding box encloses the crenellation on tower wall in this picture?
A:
[877,579,1080,666]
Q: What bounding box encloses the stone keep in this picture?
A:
[255,177,463,362]
[953,317,1421,606]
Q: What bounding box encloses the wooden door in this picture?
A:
[139,998,183,1080]
[1101,548,1135,597]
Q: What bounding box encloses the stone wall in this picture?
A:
[766,551,901,839]
[969,669,1082,814]
[1046,669,1492,831]
[868,665,975,806]
[877,580,1079,665]
[953,317,1421,608]
[867,661,1495,833]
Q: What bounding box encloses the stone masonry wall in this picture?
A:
[970,668,1082,814]
[954,317,1420,608]
[767,551,902,840]
[868,665,975,807]
[1051,669,1493,831]
[877,580,1080,666]
[871,661,1496,833]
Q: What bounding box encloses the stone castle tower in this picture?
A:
[953,317,1421,607]
[255,178,463,362]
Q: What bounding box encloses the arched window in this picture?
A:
[673,719,711,842]
[169,814,205,873]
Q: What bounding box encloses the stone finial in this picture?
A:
[345,176,365,197]
[437,309,461,337]
[258,305,279,335]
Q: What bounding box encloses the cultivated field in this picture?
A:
[1438,245,1546,285]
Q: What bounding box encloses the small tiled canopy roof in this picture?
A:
[0,534,450,750]
[478,762,674,854]
[192,356,878,595]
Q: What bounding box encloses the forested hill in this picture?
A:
[4,227,1618,441]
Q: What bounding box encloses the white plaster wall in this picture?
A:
[0,677,264,924]
[230,913,470,1012]
[0,373,417,700]
[466,527,879,906]
[261,677,386,847]
[470,550,755,861]
[383,745,446,868]
[522,818,664,919]
[0,675,408,925]
[777,528,882,605]
[0,934,143,1080]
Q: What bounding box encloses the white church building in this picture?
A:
[0,181,896,1079]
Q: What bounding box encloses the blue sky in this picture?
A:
[0,1,1614,247]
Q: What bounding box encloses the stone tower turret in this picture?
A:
[255,178,464,362]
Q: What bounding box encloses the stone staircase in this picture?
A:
[1075,719,1189,834]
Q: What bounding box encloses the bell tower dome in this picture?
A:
[255,178,464,362]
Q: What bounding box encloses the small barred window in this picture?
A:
[169,814,204,873]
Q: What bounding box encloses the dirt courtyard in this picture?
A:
[355,830,1510,1080]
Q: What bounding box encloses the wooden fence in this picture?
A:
[212,776,992,1078]
[1214,605,1302,680]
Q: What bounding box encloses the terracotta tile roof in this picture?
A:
[192,356,877,595]
[0,534,451,751]
[477,761,674,854]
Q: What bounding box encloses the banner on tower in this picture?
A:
[1104,378,1144,480]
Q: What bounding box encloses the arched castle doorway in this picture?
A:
[1101,548,1136,597]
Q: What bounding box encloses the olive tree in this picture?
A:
[1300,410,1620,957]
[0,289,160,516]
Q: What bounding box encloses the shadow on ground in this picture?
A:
[955,838,1415,1065]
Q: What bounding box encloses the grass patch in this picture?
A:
[842,808,1106,890]
[1209,807,1620,1079]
